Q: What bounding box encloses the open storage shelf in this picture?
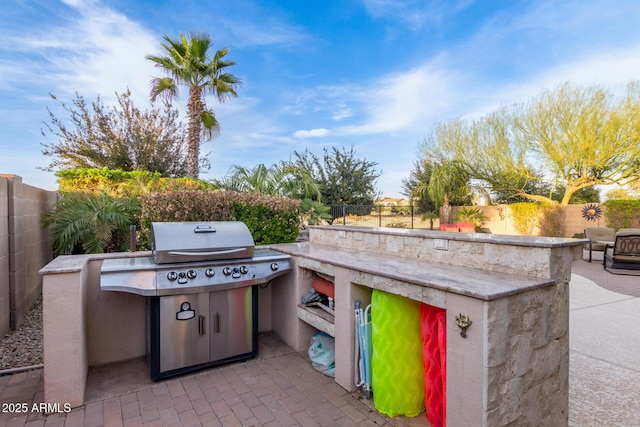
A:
[297,303,334,337]
[297,268,336,337]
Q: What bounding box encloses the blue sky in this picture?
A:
[1,0,640,198]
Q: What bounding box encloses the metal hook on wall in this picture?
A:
[455,313,473,338]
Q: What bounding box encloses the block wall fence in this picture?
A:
[0,174,57,337]
[450,204,616,237]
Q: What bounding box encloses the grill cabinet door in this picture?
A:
[210,287,254,362]
[159,293,210,373]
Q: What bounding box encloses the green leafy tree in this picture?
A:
[605,187,635,200]
[292,146,381,207]
[567,186,601,204]
[40,90,188,176]
[424,82,640,205]
[627,180,640,198]
[147,32,241,178]
[420,210,439,230]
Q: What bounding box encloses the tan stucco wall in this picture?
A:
[451,204,612,238]
[43,266,88,408]
[0,174,56,336]
[84,259,147,366]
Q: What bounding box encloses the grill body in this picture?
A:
[99,221,292,379]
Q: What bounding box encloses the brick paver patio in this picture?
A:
[3,259,639,426]
[1,350,426,427]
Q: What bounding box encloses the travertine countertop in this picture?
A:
[271,242,556,301]
[39,251,150,275]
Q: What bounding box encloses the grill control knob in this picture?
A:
[187,270,197,279]
[167,272,178,281]
[239,266,248,274]
[222,267,232,276]
[205,268,215,277]
[270,263,279,271]
[177,272,188,284]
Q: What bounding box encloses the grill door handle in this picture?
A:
[167,248,246,257]
[214,313,221,333]
[198,315,206,336]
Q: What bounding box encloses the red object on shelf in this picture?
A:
[312,277,335,299]
[420,303,446,427]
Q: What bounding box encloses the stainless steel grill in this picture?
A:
[100,221,292,379]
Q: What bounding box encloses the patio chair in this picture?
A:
[584,227,615,262]
[603,228,640,272]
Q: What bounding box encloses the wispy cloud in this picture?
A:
[224,20,310,48]
[293,128,330,138]
[279,0,640,145]
[283,56,464,139]
[210,0,311,48]
[361,0,474,31]
[1,0,158,106]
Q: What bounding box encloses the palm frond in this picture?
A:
[43,192,139,255]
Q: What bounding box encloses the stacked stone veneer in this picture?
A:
[275,225,581,426]
[309,225,576,280]
[485,282,569,425]
[0,175,57,335]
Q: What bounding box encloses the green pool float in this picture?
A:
[371,289,425,417]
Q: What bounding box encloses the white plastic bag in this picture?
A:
[308,333,335,377]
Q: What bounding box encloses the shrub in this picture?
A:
[138,190,300,249]
[509,202,540,236]
[603,199,640,229]
[454,207,488,231]
[56,167,214,197]
[538,204,564,237]
[299,199,332,226]
[45,172,300,254]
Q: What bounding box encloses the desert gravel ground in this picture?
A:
[0,296,43,371]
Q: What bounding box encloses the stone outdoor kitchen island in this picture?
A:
[269,226,581,426]
[40,225,583,426]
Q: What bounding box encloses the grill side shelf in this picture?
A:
[100,269,158,296]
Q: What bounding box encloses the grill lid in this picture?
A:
[151,221,255,264]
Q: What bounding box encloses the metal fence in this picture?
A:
[327,204,438,230]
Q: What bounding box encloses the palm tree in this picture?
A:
[146,32,241,178]
[427,160,470,224]
[42,192,140,255]
[212,162,322,200]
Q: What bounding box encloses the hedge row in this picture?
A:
[56,168,214,196]
[138,190,300,249]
